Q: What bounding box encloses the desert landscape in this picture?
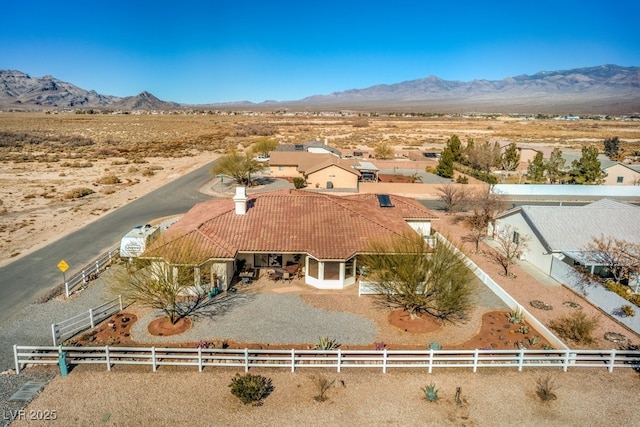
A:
[2,111,640,267]
[2,111,640,426]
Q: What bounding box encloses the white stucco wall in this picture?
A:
[494,215,553,275]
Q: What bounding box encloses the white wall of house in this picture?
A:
[305,256,356,289]
[406,220,432,237]
[495,215,553,275]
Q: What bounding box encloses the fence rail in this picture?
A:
[51,296,123,345]
[64,247,119,297]
[13,345,640,375]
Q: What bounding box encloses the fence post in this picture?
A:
[65,281,70,298]
[13,344,20,374]
[152,347,157,372]
[428,349,434,374]
[95,261,100,273]
[106,346,111,371]
[89,308,95,328]
[118,295,123,311]
[382,348,387,373]
[198,347,203,373]
[608,349,616,373]
[51,324,58,346]
[518,348,525,371]
[563,349,570,372]
[290,349,295,373]
[337,349,341,373]
[473,349,479,373]
[82,270,86,283]
[244,348,249,372]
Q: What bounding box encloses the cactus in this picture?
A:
[528,335,540,346]
[517,325,530,334]
[422,383,440,402]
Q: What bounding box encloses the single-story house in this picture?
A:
[144,188,438,290]
[600,160,640,185]
[491,199,640,280]
[497,141,553,170]
[268,152,361,189]
[275,140,342,157]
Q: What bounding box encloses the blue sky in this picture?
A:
[1,0,638,104]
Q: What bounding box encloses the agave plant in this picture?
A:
[428,341,442,351]
[507,308,525,324]
[422,383,440,402]
[314,336,341,350]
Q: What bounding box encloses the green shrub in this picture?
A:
[506,309,525,324]
[292,177,306,189]
[228,373,273,406]
[549,311,599,345]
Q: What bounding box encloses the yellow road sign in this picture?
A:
[57,260,69,273]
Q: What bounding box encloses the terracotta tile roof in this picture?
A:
[148,189,438,261]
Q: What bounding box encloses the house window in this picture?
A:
[512,231,520,244]
[617,176,624,183]
[345,258,355,278]
[324,262,340,280]
[308,258,319,279]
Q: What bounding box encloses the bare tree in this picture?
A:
[360,232,474,322]
[109,234,216,324]
[583,235,640,284]
[437,184,468,214]
[467,186,508,237]
[490,224,530,277]
[466,141,501,172]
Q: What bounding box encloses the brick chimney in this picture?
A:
[233,187,248,215]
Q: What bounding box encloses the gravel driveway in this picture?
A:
[131,293,378,345]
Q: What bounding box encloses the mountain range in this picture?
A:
[1,65,639,114]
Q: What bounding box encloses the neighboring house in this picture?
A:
[497,141,552,170]
[275,140,342,157]
[492,199,640,279]
[268,152,361,190]
[600,160,640,185]
[144,188,438,290]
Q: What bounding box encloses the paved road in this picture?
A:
[0,160,218,326]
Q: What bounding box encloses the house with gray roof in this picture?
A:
[492,199,640,278]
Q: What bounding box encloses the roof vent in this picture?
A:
[233,187,248,215]
[377,194,394,207]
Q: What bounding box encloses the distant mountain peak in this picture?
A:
[1,65,639,114]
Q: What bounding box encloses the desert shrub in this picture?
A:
[292,177,306,189]
[96,174,121,185]
[63,187,95,199]
[228,373,273,406]
[455,175,469,184]
[314,336,341,350]
[535,374,558,401]
[102,188,116,195]
[141,168,155,177]
[620,305,636,317]
[127,166,139,173]
[549,311,599,345]
[428,341,442,350]
[311,375,335,402]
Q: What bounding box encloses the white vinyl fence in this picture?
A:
[51,296,123,345]
[434,232,568,350]
[63,247,119,297]
[13,345,640,375]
